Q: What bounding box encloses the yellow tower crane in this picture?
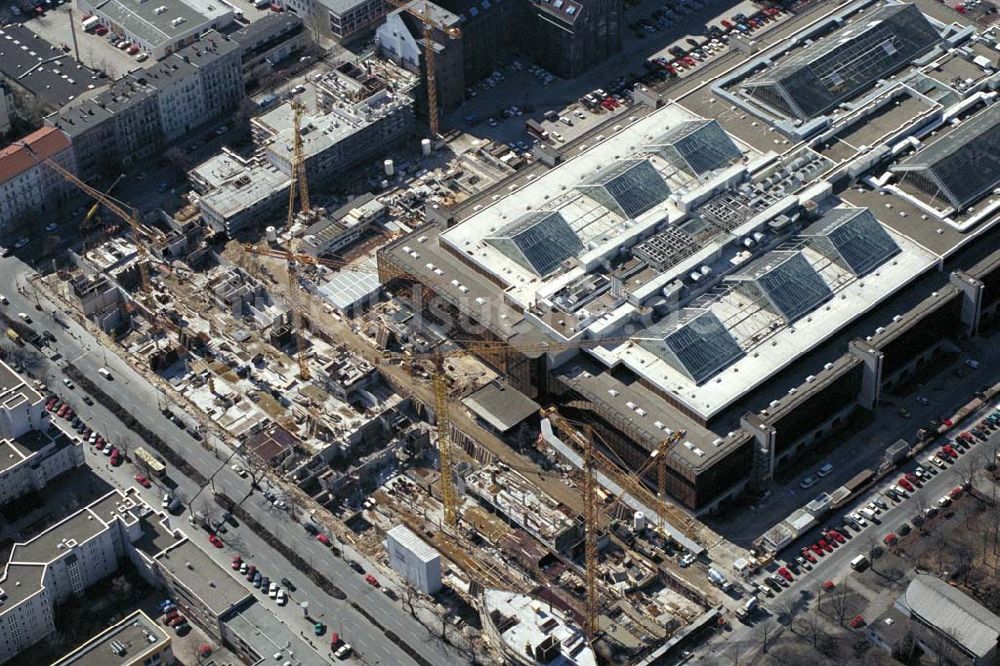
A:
[22,145,153,294]
[542,408,600,640]
[280,100,313,380]
[386,0,461,137]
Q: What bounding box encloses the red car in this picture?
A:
[110,451,122,466]
[95,25,108,35]
[231,555,242,570]
[57,404,69,418]
[818,539,833,552]
[316,534,330,546]
[883,533,897,546]
[269,3,283,10]
[134,473,151,488]
[821,580,835,590]
[128,45,139,55]
[943,444,959,458]
[208,533,223,548]
[329,631,341,649]
[684,56,696,67]
[801,548,816,563]
[898,477,914,492]
[45,398,57,410]
[905,472,920,486]
[949,486,964,499]
[245,565,257,581]
[959,431,974,444]
[167,614,186,627]
[849,615,865,629]
[64,407,75,419]
[364,574,379,587]
[777,567,793,582]
[721,18,733,29]
[810,543,825,557]
[827,529,845,544]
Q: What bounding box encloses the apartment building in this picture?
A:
[51,610,173,666]
[376,0,623,113]
[47,31,243,181]
[0,126,77,235]
[230,14,311,87]
[0,83,12,138]
[0,491,151,663]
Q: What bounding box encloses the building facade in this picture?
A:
[0,127,77,236]
[231,14,311,87]
[47,31,243,181]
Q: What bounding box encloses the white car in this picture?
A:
[851,512,868,527]
[276,589,286,605]
[98,367,112,379]
[18,312,31,323]
[930,456,947,469]
[62,377,74,388]
[269,582,279,598]
[45,222,59,232]
[162,493,171,509]
[817,462,834,477]
[0,295,7,304]
[938,496,951,507]
[335,644,353,659]
[102,443,113,455]
[231,464,247,477]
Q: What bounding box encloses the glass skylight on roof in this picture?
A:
[635,310,744,384]
[801,206,899,276]
[485,212,583,276]
[891,103,1000,211]
[577,159,670,219]
[650,119,742,178]
[728,251,832,323]
[743,3,939,120]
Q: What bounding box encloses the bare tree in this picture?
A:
[863,534,881,572]
[755,616,777,654]
[402,585,420,617]
[957,458,978,495]
[830,584,853,625]
[110,574,135,602]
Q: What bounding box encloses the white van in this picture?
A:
[98,367,112,379]
[850,554,869,571]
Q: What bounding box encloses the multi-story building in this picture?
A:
[192,60,412,236]
[260,62,414,184]
[0,25,107,123]
[47,31,244,181]
[230,14,311,87]
[277,0,387,43]
[524,0,622,79]
[0,83,13,138]
[51,610,173,666]
[0,491,150,663]
[0,126,77,236]
[376,0,622,113]
[320,0,388,42]
[75,0,234,61]
[376,1,466,112]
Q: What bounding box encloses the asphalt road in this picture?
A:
[0,257,458,666]
[703,396,1000,661]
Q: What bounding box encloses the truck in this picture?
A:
[81,15,100,32]
[707,568,731,591]
[736,596,758,620]
[5,328,21,345]
[134,446,166,478]
[525,119,549,140]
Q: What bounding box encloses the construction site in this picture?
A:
[9,38,741,663]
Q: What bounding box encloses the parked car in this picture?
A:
[364,574,380,587]
[134,473,151,488]
[208,533,223,548]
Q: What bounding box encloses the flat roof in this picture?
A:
[0,359,43,411]
[386,525,440,563]
[154,540,251,617]
[13,503,111,563]
[589,222,935,421]
[94,0,223,49]
[52,610,169,666]
[197,158,290,219]
[221,601,330,666]
[317,261,380,311]
[461,381,539,432]
[483,589,595,666]
[0,25,105,109]
[438,103,756,306]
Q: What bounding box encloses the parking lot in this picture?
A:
[444,0,787,166]
[6,0,149,78]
